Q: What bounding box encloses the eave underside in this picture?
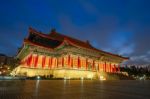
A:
[18,42,126,63]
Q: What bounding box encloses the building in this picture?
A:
[0,54,17,75]
[0,54,6,66]
[0,53,16,67]
[11,28,129,79]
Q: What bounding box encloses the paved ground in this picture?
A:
[0,80,150,99]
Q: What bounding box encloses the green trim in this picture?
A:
[18,45,31,59]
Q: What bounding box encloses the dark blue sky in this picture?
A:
[0,0,150,65]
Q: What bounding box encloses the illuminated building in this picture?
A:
[11,28,128,79]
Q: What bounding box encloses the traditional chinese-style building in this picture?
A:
[11,28,129,79]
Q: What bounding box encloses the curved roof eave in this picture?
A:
[28,27,129,60]
[24,39,54,51]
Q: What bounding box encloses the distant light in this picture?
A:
[64,77,70,80]
[87,74,93,79]
[37,76,40,80]
[81,77,84,80]
[99,76,106,81]
[64,77,67,80]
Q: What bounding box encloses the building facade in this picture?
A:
[11,28,128,79]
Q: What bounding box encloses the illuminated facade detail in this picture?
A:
[11,28,129,78]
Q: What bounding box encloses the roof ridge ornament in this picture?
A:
[29,27,34,33]
[28,27,38,34]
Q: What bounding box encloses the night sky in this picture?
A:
[0,0,150,65]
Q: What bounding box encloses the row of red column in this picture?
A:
[102,62,120,73]
[21,54,120,73]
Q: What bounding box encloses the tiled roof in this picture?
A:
[49,30,95,50]
[26,27,129,60]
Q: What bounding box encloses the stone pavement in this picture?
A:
[0,80,150,99]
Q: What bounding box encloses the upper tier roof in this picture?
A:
[49,29,96,50]
[26,27,129,60]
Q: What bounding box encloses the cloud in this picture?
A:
[58,13,150,65]
[127,53,150,65]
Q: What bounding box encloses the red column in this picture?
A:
[32,55,37,68]
[101,63,104,72]
[98,63,100,72]
[97,63,99,71]
[26,56,29,66]
[20,60,24,65]
[104,62,106,72]
[22,60,25,65]
[92,60,95,71]
[34,55,38,68]
[71,57,73,68]
[52,57,54,68]
[86,58,88,70]
[32,55,35,67]
[28,54,33,67]
[102,63,105,72]
[51,57,53,68]
[48,57,52,69]
[100,63,102,71]
[24,59,26,66]
[26,57,29,66]
[118,64,120,72]
[56,58,58,68]
[114,64,116,73]
[68,55,70,68]
[78,57,80,69]
[42,56,46,68]
[106,63,108,72]
[112,64,114,73]
[111,64,113,72]
[62,57,64,67]
[110,63,112,73]
[20,60,23,65]
[24,60,27,66]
